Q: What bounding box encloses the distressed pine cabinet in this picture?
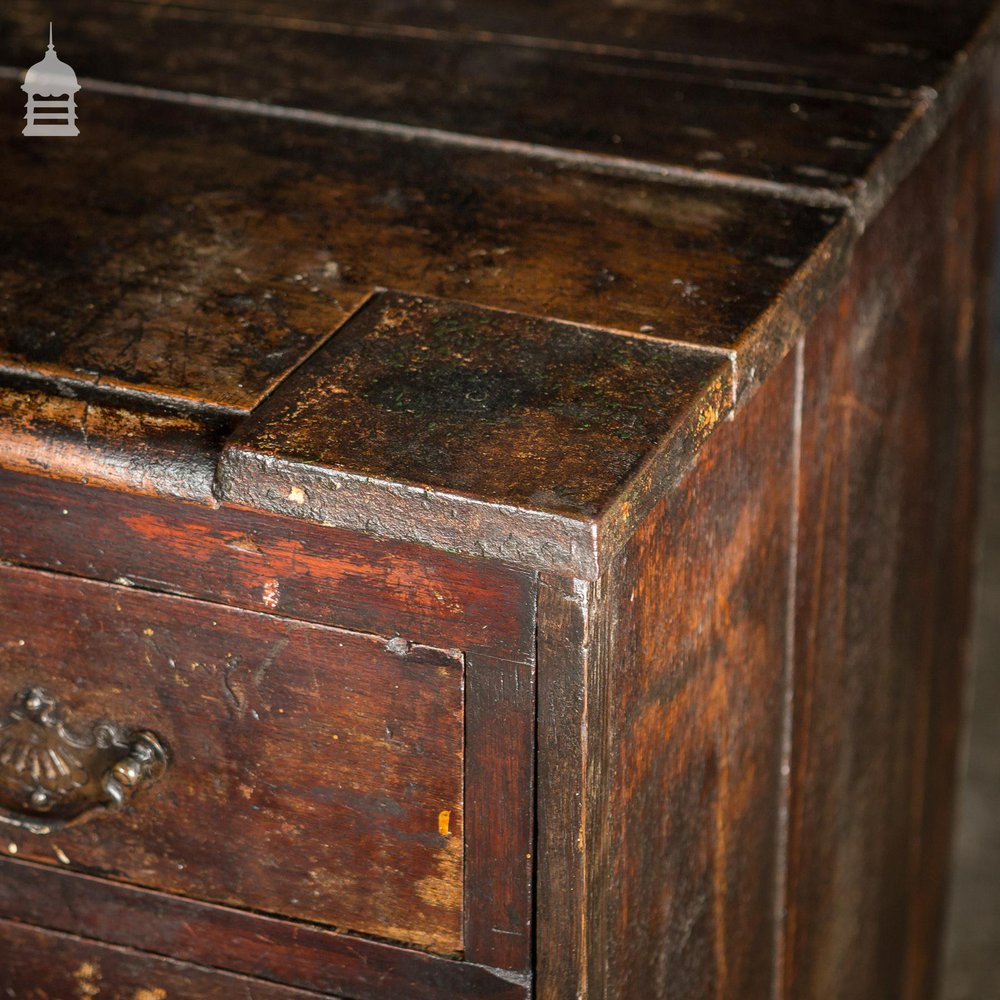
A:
[0,1,996,997]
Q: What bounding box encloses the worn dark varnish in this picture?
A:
[0,92,362,413]
[0,0,996,996]
[0,859,527,1000]
[0,468,536,662]
[534,573,599,998]
[0,88,839,372]
[225,292,729,518]
[785,84,999,1000]
[0,917,331,1000]
[219,292,734,576]
[90,0,994,97]
[0,0,912,193]
[463,653,535,971]
[0,378,229,502]
[599,347,797,1000]
[535,347,799,999]
[0,563,466,953]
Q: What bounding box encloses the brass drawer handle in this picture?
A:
[0,688,167,835]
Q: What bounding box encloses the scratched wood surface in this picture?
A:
[0,86,838,374]
[785,83,999,1000]
[40,0,993,98]
[0,563,466,954]
[219,291,734,577]
[535,345,799,1000]
[0,858,528,999]
[0,468,536,662]
[0,0,911,194]
[0,917,332,1000]
[0,0,996,996]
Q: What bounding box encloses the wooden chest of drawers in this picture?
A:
[0,1,996,997]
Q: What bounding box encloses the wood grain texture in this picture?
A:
[463,654,534,970]
[785,82,999,1000]
[594,345,797,999]
[0,468,536,662]
[0,379,228,502]
[0,858,528,1000]
[220,291,734,577]
[0,0,911,194]
[0,4,993,997]
[534,574,602,1000]
[0,917,330,1000]
[535,348,798,999]
[0,103,364,415]
[0,87,840,363]
[94,0,994,97]
[0,564,465,953]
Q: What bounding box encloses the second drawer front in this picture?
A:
[0,564,464,953]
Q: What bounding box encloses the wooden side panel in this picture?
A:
[0,917,327,1000]
[0,469,535,662]
[785,83,999,1000]
[0,565,465,953]
[537,349,798,998]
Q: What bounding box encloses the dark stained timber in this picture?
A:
[785,83,999,1000]
[0,0,995,996]
[0,917,332,999]
[0,564,466,953]
[0,87,840,386]
[0,0,912,194]
[0,859,528,999]
[219,292,736,577]
[0,468,537,662]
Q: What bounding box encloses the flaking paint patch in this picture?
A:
[262,578,280,608]
[134,990,167,1000]
[696,376,729,437]
[73,961,101,999]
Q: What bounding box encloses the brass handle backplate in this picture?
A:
[0,688,167,835]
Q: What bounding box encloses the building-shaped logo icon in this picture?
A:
[22,24,80,137]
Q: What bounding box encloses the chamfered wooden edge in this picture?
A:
[0,857,528,1000]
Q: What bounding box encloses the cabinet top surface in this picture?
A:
[0,0,997,576]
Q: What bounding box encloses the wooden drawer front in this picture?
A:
[0,918,327,999]
[0,564,464,954]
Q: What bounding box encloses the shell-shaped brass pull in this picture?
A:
[0,688,167,835]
